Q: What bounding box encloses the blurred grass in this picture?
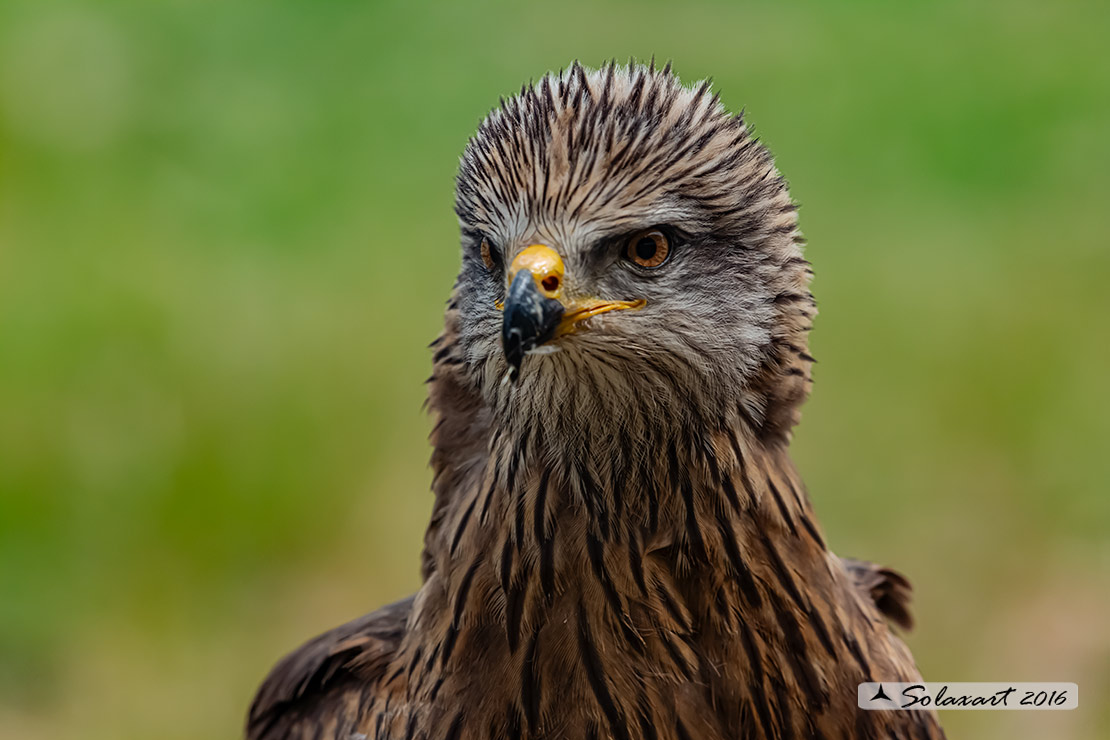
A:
[1,1,1108,738]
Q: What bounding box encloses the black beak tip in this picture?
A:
[502,271,564,381]
[503,327,525,382]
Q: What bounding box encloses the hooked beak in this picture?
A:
[501,245,645,381]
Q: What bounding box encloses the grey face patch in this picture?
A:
[451,62,815,443]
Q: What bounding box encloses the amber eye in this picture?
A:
[480,238,499,271]
[625,229,671,268]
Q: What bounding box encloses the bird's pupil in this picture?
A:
[636,238,657,261]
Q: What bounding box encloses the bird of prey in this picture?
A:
[247,62,945,740]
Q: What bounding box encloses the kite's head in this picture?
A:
[449,62,815,444]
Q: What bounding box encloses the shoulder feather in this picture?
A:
[842,557,915,631]
[246,596,412,740]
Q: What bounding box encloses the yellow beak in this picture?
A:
[507,245,646,338]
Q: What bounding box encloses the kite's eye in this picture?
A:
[624,229,671,268]
[480,238,500,272]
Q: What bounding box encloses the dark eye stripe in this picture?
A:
[480,238,501,271]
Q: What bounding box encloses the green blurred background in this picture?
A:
[1,1,1107,738]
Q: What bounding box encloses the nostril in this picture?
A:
[541,275,559,293]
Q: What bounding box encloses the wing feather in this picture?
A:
[246,596,412,740]
[842,557,915,631]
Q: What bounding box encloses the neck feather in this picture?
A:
[423,347,831,643]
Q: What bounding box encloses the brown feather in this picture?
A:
[247,597,411,740]
[843,557,917,631]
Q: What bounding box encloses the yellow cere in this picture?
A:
[509,244,565,299]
